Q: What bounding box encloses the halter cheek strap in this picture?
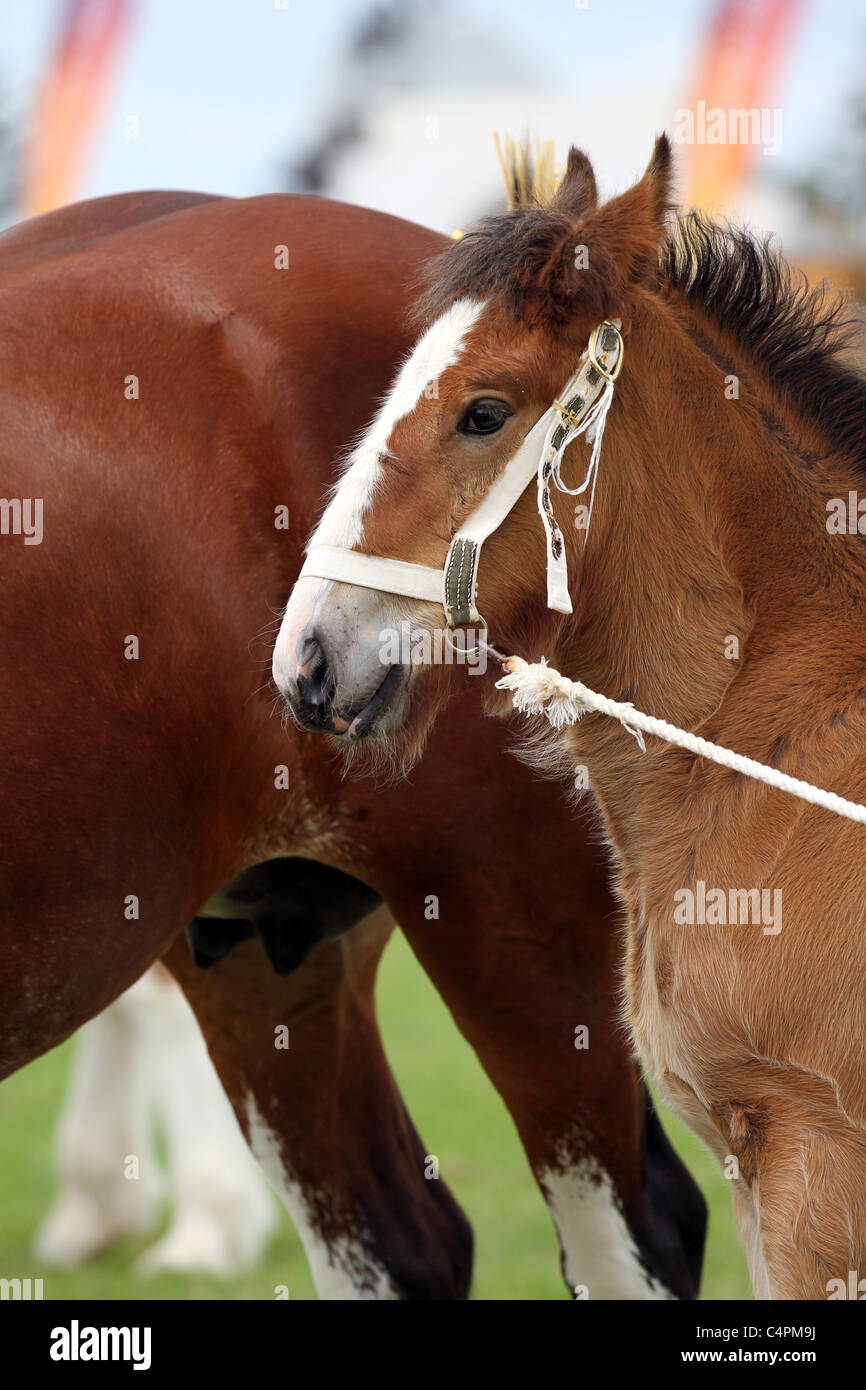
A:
[299,319,624,629]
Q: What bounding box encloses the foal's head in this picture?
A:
[274,138,672,755]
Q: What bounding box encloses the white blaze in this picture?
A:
[310,296,484,550]
[273,297,482,685]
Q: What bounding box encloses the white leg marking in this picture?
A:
[135,974,276,1277]
[541,1159,676,1300]
[35,969,276,1277]
[34,976,163,1266]
[244,1093,400,1300]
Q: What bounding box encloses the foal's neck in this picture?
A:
[557,291,866,870]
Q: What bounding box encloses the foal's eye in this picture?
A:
[457,399,512,436]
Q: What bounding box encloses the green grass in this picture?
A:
[0,931,750,1300]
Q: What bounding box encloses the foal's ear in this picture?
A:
[548,147,599,220]
[584,134,673,285]
[526,135,673,330]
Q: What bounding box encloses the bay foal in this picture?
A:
[0,187,703,1297]
[276,138,866,1298]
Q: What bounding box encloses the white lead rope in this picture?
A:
[495,656,866,826]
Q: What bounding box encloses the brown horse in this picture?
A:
[276,136,866,1300]
[0,186,704,1297]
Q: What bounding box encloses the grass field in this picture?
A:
[0,930,751,1300]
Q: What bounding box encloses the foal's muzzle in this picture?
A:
[277,620,408,739]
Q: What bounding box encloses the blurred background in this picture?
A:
[0,0,861,1300]
[3,0,866,281]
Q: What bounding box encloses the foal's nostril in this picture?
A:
[296,629,321,676]
[295,627,335,714]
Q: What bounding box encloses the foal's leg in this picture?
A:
[163,884,472,1300]
[731,1181,771,1300]
[730,1082,866,1300]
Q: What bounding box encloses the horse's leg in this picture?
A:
[34,975,163,1265]
[474,1037,703,1302]
[37,965,275,1275]
[132,966,276,1277]
[162,867,473,1300]
[385,874,706,1301]
[632,1089,708,1297]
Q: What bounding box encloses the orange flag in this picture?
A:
[20,0,134,218]
[680,0,804,211]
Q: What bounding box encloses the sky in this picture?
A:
[3,0,865,229]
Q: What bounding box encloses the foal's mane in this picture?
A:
[666,213,866,472]
[416,161,866,473]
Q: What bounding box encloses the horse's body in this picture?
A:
[276,138,866,1299]
[0,190,704,1297]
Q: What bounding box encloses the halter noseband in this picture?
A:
[299,319,624,630]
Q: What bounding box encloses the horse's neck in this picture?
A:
[557,297,866,878]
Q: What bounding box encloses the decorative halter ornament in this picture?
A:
[299,319,625,631]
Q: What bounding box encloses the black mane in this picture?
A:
[667,211,866,471]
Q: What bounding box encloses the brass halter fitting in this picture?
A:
[587,320,624,383]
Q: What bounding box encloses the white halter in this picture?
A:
[299,320,624,629]
[298,311,866,831]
